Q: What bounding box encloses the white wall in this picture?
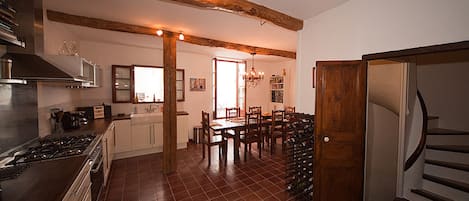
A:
[296,0,469,113]
[41,3,297,138]
[38,10,81,136]
[246,59,295,113]
[368,60,404,114]
[365,103,399,201]
[417,61,469,132]
[78,40,295,139]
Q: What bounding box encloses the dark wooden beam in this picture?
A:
[166,0,303,31]
[47,10,296,59]
[163,32,177,173]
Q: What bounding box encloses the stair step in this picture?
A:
[427,128,469,135]
[425,159,469,172]
[426,145,469,153]
[411,189,454,201]
[423,174,469,193]
[426,149,469,165]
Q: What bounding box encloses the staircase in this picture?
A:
[411,120,469,201]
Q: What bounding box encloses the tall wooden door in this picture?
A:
[314,61,366,201]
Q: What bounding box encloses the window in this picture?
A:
[134,66,164,102]
[213,58,246,118]
[112,65,184,103]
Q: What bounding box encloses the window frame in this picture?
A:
[213,58,247,119]
[111,65,185,104]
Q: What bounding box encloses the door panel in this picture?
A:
[114,120,132,153]
[131,124,152,150]
[314,60,366,201]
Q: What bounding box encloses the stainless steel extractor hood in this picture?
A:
[0,0,86,84]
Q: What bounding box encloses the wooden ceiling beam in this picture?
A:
[47,10,296,59]
[166,0,303,31]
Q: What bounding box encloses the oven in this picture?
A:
[89,140,104,201]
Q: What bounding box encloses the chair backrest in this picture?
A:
[271,110,285,130]
[248,106,262,115]
[245,112,261,136]
[225,107,240,119]
[285,106,295,114]
[201,111,211,142]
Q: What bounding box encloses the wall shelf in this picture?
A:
[270,75,284,103]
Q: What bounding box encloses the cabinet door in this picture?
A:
[112,65,132,103]
[176,116,188,147]
[102,135,110,183]
[131,124,152,150]
[115,120,132,153]
[153,123,163,147]
[108,123,115,167]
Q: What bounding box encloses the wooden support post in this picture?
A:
[163,32,177,174]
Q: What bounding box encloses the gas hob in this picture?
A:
[5,135,96,166]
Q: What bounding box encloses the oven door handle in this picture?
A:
[91,156,103,173]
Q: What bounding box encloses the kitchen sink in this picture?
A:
[130,113,163,124]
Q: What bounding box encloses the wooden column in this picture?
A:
[163,32,177,173]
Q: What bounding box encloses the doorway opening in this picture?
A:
[213,58,246,118]
[363,46,469,200]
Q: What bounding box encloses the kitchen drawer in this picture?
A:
[63,160,92,201]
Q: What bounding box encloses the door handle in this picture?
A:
[323,136,330,143]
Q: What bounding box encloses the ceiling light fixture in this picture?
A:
[242,52,264,88]
[178,33,184,41]
[156,29,163,36]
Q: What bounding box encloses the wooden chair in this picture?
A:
[240,112,263,161]
[201,111,227,165]
[225,107,240,119]
[284,106,296,138]
[248,106,269,148]
[248,106,262,114]
[269,110,286,154]
[285,106,295,114]
[224,107,241,139]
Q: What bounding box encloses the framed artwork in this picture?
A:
[190,78,206,91]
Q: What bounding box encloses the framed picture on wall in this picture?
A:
[190,78,206,91]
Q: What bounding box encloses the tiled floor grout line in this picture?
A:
[105,142,294,201]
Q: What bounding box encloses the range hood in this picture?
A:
[0,0,89,85]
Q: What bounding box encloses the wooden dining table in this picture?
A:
[210,118,246,162]
[209,116,285,162]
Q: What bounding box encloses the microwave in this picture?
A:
[46,55,99,86]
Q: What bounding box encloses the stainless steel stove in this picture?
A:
[5,135,96,166]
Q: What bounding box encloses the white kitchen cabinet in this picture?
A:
[114,119,132,153]
[154,122,163,147]
[114,112,188,159]
[102,122,115,184]
[177,115,188,149]
[131,124,153,150]
[131,122,163,150]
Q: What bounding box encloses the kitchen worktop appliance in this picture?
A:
[4,134,97,166]
[0,132,104,201]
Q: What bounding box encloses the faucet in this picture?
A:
[145,104,158,113]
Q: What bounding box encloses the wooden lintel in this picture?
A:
[47,10,296,59]
[166,0,303,31]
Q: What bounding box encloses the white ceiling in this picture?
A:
[250,0,349,20]
[44,0,348,62]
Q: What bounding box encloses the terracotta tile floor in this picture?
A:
[103,140,297,201]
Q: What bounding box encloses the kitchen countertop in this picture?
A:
[0,156,88,201]
[0,111,189,201]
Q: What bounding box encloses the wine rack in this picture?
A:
[286,113,314,200]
